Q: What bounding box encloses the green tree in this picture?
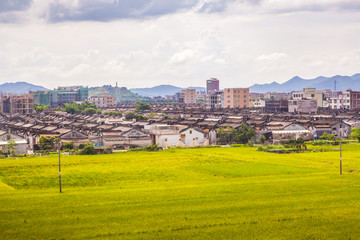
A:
[83,107,97,115]
[39,136,57,150]
[63,142,74,151]
[350,128,360,142]
[6,139,16,156]
[125,112,148,121]
[136,101,152,111]
[319,132,335,141]
[34,104,48,112]
[232,124,256,144]
[78,143,95,155]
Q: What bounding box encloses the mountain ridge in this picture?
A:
[249,74,360,93]
[0,82,48,94]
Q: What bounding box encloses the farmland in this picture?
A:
[1,144,360,239]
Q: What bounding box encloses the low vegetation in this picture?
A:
[1,144,360,239]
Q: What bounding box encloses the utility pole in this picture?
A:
[58,141,62,193]
[339,134,342,175]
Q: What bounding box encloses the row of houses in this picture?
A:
[1,107,359,154]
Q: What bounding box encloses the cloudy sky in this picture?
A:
[0,0,360,89]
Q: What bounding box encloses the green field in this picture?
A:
[1,144,360,239]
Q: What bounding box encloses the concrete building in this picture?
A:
[0,130,28,154]
[206,78,220,94]
[265,100,288,113]
[31,86,88,107]
[330,91,350,109]
[288,99,317,114]
[223,88,249,108]
[205,90,224,109]
[88,94,114,108]
[350,91,360,109]
[249,97,265,108]
[292,88,323,108]
[0,93,34,115]
[264,92,290,100]
[180,89,196,104]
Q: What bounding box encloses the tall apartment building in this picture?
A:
[206,78,220,94]
[88,94,114,108]
[180,89,196,104]
[223,88,249,108]
[0,93,34,115]
[31,86,88,107]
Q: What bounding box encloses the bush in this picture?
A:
[319,132,335,141]
[130,144,160,152]
[63,142,74,150]
[78,143,95,155]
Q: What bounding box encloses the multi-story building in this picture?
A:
[265,100,288,113]
[292,88,323,108]
[205,90,224,109]
[330,90,350,109]
[180,89,196,104]
[264,92,290,100]
[0,93,34,115]
[206,78,220,94]
[223,88,249,108]
[350,91,360,109]
[31,86,88,107]
[249,97,265,108]
[288,99,317,113]
[88,94,115,108]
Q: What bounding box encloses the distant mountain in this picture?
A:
[0,82,48,94]
[249,74,360,93]
[89,85,150,103]
[130,85,206,97]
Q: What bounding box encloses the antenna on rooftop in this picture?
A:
[334,79,336,91]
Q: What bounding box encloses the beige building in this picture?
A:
[88,94,114,108]
[249,97,265,108]
[180,89,196,104]
[292,88,323,108]
[0,93,34,115]
[223,88,249,108]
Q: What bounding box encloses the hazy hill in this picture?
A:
[249,74,360,93]
[0,82,48,94]
[89,85,150,103]
[131,85,206,97]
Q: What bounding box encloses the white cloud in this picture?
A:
[257,53,287,61]
[0,2,360,89]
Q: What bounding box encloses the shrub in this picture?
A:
[78,143,95,155]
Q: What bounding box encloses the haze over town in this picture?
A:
[1,0,360,89]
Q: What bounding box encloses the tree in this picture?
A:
[83,107,97,115]
[63,142,74,151]
[125,112,148,121]
[78,143,95,155]
[232,124,256,144]
[39,136,57,150]
[350,128,360,142]
[295,138,307,151]
[136,101,152,111]
[319,132,335,141]
[34,104,48,112]
[6,139,16,156]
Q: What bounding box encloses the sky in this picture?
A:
[0,0,360,89]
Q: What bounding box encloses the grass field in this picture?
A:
[1,144,360,239]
